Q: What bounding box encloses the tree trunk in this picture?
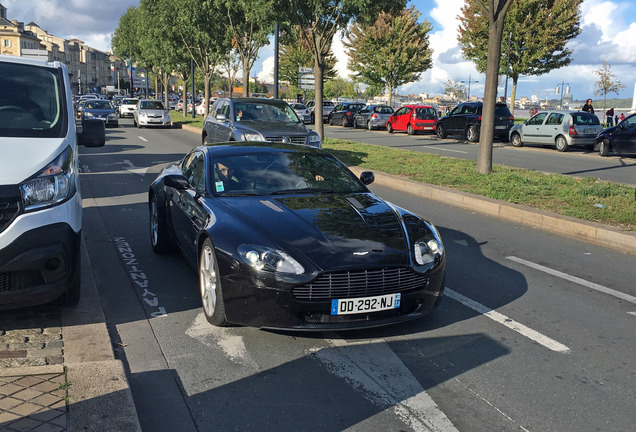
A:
[387,84,393,108]
[510,77,518,118]
[242,54,250,97]
[477,2,508,174]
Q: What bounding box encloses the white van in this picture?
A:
[0,55,83,309]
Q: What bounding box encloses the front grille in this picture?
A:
[302,308,405,324]
[264,135,307,145]
[0,186,21,234]
[0,271,45,293]
[292,268,428,301]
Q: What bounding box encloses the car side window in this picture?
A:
[546,113,563,125]
[215,101,229,118]
[182,151,206,193]
[527,113,548,125]
[462,105,477,115]
[395,107,409,116]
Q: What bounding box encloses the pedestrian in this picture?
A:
[615,114,619,125]
[620,113,626,122]
[534,107,538,116]
[582,98,594,114]
[606,107,614,126]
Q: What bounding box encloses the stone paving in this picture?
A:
[0,305,68,431]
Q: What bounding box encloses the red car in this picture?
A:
[386,105,438,135]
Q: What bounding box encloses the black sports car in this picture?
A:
[149,142,446,330]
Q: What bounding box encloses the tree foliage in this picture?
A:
[443,79,467,100]
[344,6,433,106]
[458,0,583,116]
[594,59,626,119]
[281,0,405,139]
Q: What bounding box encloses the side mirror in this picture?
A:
[360,171,374,186]
[216,113,227,121]
[77,119,105,147]
[163,174,190,190]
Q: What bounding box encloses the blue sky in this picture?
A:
[5,0,635,103]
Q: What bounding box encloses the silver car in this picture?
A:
[306,100,335,123]
[289,103,312,124]
[133,99,171,128]
[202,98,321,147]
[509,110,602,152]
[118,98,139,118]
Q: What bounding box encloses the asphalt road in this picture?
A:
[77,120,635,432]
[322,124,636,186]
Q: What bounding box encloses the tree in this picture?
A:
[443,79,467,100]
[281,0,405,140]
[344,6,433,107]
[458,0,583,117]
[464,0,515,174]
[594,59,626,124]
[324,77,357,100]
[223,0,276,97]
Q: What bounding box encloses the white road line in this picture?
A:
[138,136,148,142]
[445,288,570,353]
[506,256,636,304]
[434,147,468,154]
[317,338,459,432]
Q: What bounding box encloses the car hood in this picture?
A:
[218,193,411,270]
[236,121,309,135]
[85,108,114,115]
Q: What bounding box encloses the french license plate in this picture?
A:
[149,118,160,123]
[331,293,401,315]
[584,128,595,134]
[495,125,507,129]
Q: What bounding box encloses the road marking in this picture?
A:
[122,159,149,176]
[434,147,468,154]
[445,288,570,352]
[138,136,148,142]
[316,338,458,432]
[506,256,636,304]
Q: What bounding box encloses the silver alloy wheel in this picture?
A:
[200,243,218,317]
[150,199,159,247]
[555,135,568,152]
[511,133,523,147]
[367,121,373,130]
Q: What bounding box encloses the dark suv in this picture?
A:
[327,102,366,127]
[436,101,514,142]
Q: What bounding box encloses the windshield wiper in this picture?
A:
[270,187,335,195]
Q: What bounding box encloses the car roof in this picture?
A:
[200,142,324,157]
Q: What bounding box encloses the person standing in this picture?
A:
[582,98,594,114]
[620,113,626,122]
[606,107,614,126]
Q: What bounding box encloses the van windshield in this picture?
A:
[0,62,68,138]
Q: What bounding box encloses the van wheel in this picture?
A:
[467,125,479,142]
[436,124,447,139]
[511,133,523,147]
[59,252,81,306]
[555,135,569,152]
[599,139,610,156]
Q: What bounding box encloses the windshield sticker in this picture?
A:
[215,181,225,192]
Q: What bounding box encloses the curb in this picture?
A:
[61,240,142,432]
[350,167,636,255]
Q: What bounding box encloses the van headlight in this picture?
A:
[20,147,76,211]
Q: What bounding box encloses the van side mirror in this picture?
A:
[77,119,105,147]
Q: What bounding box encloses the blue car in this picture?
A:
[82,99,118,128]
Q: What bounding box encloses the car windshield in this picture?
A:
[140,101,165,110]
[572,113,600,125]
[211,150,367,196]
[495,105,512,117]
[375,106,394,114]
[123,99,138,105]
[85,100,112,110]
[0,61,67,138]
[233,102,300,123]
[414,107,437,119]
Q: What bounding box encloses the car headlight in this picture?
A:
[108,113,117,120]
[20,146,76,211]
[413,221,444,265]
[238,245,304,275]
[243,133,263,141]
[84,112,94,118]
[308,131,321,148]
[139,112,148,118]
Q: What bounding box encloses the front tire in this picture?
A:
[599,139,610,156]
[328,116,335,125]
[555,135,569,152]
[436,124,447,139]
[466,125,479,142]
[341,117,347,127]
[407,124,415,135]
[511,132,523,147]
[199,238,229,327]
[387,122,393,133]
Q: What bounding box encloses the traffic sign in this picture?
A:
[299,67,313,74]
[299,84,315,90]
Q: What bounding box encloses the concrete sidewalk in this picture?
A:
[0,241,141,432]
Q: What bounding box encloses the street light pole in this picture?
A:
[555,80,570,109]
[503,32,511,103]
